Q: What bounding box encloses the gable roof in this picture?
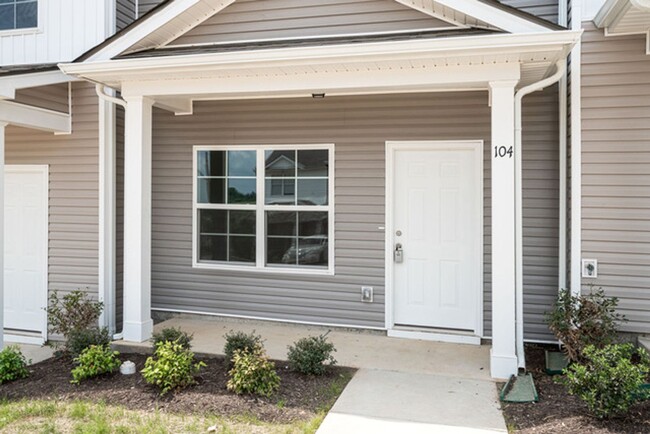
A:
[76,0,561,63]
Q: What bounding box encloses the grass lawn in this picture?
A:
[0,399,325,433]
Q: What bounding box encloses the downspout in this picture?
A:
[558,0,569,291]
[515,60,567,370]
[96,84,126,341]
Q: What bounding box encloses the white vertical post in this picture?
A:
[122,96,153,342]
[570,0,583,297]
[0,122,5,350]
[489,81,518,379]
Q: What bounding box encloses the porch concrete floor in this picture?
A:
[16,344,54,365]
[116,315,506,433]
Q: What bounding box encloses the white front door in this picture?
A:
[390,142,481,332]
[4,165,48,339]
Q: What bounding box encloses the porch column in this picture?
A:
[489,81,518,379]
[122,96,154,342]
[0,122,5,349]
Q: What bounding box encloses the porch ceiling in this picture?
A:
[60,31,580,113]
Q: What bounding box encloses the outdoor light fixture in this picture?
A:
[312,93,326,99]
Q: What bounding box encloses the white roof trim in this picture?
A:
[0,100,71,133]
[0,70,74,100]
[594,0,650,54]
[81,0,556,63]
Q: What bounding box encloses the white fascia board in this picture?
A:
[430,0,554,33]
[61,31,582,82]
[0,70,75,100]
[594,0,627,26]
[0,100,71,133]
[87,0,235,62]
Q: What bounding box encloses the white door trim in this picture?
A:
[5,164,49,344]
[384,140,484,343]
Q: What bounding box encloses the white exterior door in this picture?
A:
[4,165,48,339]
[391,142,481,332]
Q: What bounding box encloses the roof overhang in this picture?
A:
[595,0,650,54]
[61,31,579,114]
[0,69,75,99]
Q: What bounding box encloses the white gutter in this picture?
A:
[514,60,567,370]
[96,84,125,342]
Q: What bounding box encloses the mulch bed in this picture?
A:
[501,344,650,434]
[0,353,355,424]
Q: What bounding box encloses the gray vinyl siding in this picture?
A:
[581,23,650,333]
[171,0,451,46]
[116,0,137,31]
[14,83,69,113]
[138,0,161,17]
[147,91,558,339]
[5,82,99,300]
[499,0,559,23]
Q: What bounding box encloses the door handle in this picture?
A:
[394,243,404,263]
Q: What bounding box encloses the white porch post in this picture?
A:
[122,96,154,342]
[0,122,5,349]
[489,81,518,379]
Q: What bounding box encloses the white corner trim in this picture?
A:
[0,100,70,133]
[570,0,583,297]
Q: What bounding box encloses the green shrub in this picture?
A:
[223,330,263,364]
[561,343,650,419]
[67,326,112,358]
[227,346,280,397]
[71,345,121,384]
[0,345,30,384]
[152,327,193,350]
[287,334,337,375]
[141,341,206,395]
[46,290,104,353]
[546,287,626,362]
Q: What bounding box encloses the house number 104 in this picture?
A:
[494,146,514,159]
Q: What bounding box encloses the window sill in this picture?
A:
[0,26,41,37]
[192,262,335,276]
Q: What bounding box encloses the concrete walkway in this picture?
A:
[118,315,506,433]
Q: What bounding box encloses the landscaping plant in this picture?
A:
[287,333,337,376]
[0,345,30,384]
[67,326,112,358]
[46,289,105,354]
[71,345,121,384]
[546,287,626,361]
[151,326,193,350]
[141,341,206,395]
[227,345,280,397]
[561,343,650,419]
[223,330,264,364]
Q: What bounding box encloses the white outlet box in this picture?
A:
[361,286,373,303]
[582,259,598,278]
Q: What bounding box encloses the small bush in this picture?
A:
[67,326,112,358]
[141,341,206,395]
[227,346,280,397]
[46,290,104,354]
[223,330,263,364]
[71,345,121,384]
[0,345,30,384]
[152,327,193,350]
[546,287,626,362]
[287,334,337,375]
[561,343,650,419]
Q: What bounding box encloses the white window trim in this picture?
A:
[0,0,43,36]
[192,144,335,276]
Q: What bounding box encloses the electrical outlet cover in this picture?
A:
[361,286,373,303]
[581,259,598,278]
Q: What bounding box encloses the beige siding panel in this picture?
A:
[14,83,69,113]
[147,90,559,339]
[117,0,136,30]
[171,0,450,46]
[499,0,559,23]
[5,82,99,300]
[581,23,650,333]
